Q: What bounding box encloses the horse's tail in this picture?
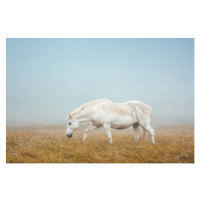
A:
[148,105,153,123]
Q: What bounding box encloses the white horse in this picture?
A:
[66,99,155,144]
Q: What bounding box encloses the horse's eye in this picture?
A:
[69,122,71,125]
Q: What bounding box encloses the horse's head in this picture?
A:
[66,114,80,138]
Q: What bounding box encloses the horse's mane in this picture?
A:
[71,99,108,117]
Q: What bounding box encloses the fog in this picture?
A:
[6,38,194,127]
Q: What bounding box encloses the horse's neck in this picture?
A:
[72,105,90,123]
[77,117,90,123]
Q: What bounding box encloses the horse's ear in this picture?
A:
[68,114,73,120]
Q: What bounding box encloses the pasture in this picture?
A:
[6,124,194,163]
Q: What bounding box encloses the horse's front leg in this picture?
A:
[83,123,99,141]
[103,123,112,144]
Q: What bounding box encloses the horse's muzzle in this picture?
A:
[67,134,72,138]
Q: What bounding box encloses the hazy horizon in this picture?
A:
[6,38,194,127]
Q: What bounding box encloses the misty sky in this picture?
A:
[6,38,194,126]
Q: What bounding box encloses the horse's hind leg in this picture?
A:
[138,117,155,144]
[133,123,140,142]
[83,123,100,141]
[103,123,112,144]
[143,124,155,144]
[143,129,147,140]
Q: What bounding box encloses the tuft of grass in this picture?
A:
[6,125,194,163]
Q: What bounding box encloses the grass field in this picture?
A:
[6,124,194,163]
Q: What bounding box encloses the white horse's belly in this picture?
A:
[110,115,136,129]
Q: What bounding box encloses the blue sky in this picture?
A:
[6,38,194,126]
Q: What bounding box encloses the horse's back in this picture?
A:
[99,100,136,128]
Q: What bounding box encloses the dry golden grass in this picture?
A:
[6,124,194,163]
